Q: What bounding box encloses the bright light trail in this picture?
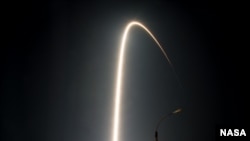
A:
[112,21,174,141]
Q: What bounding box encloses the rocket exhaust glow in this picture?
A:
[112,21,174,141]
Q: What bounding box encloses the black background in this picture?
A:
[1,0,247,141]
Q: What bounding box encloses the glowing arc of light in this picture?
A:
[113,21,173,141]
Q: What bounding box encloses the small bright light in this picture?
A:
[172,108,182,114]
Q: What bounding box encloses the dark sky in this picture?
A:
[2,0,247,141]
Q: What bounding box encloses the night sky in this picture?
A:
[2,0,247,141]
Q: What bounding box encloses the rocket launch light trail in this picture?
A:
[113,21,174,141]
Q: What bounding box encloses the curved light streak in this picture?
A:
[154,108,182,141]
[155,108,182,132]
[113,21,173,141]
